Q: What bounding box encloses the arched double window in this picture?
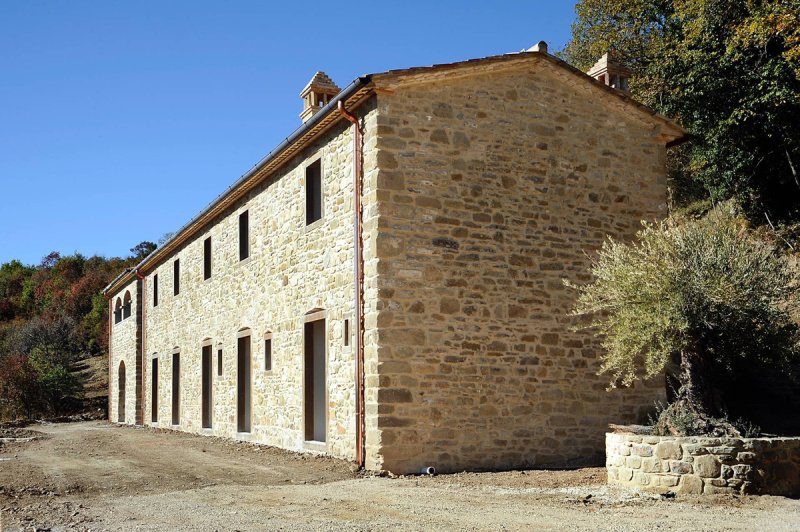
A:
[114,298,123,324]
[123,291,132,320]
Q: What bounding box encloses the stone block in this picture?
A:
[736,452,756,463]
[660,475,680,488]
[694,455,721,478]
[678,474,703,495]
[632,443,653,457]
[732,464,752,480]
[703,483,733,495]
[683,444,708,456]
[625,456,642,468]
[655,441,681,460]
[669,461,692,475]
[641,457,662,473]
[726,479,743,489]
[618,467,634,482]
[633,471,651,486]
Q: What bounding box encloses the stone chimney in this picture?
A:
[300,71,341,123]
[587,53,631,93]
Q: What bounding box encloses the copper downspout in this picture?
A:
[135,269,146,426]
[338,100,365,468]
[107,297,112,421]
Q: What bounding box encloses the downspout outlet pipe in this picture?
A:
[421,466,437,476]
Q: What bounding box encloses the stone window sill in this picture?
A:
[304,217,325,234]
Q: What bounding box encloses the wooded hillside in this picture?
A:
[0,243,155,420]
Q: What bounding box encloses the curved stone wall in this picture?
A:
[606,432,800,496]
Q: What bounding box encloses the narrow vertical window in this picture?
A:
[203,237,212,280]
[153,274,159,307]
[264,336,272,372]
[239,211,249,260]
[305,160,322,225]
[217,348,223,376]
[344,319,350,347]
[173,259,180,296]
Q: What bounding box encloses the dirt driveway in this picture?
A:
[0,422,797,531]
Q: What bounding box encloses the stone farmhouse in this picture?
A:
[103,44,685,474]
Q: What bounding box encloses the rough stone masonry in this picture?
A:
[607,432,800,496]
[105,50,686,474]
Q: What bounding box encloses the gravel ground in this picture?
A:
[0,421,797,531]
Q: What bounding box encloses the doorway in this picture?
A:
[202,344,213,429]
[237,334,251,433]
[151,358,158,423]
[118,361,126,422]
[171,352,180,425]
[304,318,326,442]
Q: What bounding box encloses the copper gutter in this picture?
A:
[337,100,365,468]
[102,77,374,297]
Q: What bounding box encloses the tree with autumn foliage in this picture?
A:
[0,243,154,420]
[563,0,800,223]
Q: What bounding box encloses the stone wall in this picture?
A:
[366,60,670,474]
[109,279,139,425]
[607,432,800,496]
[109,100,380,462]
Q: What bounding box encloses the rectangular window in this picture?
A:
[264,337,272,372]
[173,259,180,296]
[217,348,223,376]
[203,237,212,280]
[305,160,322,225]
[153,274,159,307]
[239,211,249,260]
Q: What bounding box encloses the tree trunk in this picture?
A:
[679,348,717,417]
[656,347,742,437]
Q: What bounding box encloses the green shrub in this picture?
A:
[569,205,800,435]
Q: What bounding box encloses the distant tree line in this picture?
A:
[0,242,156,420]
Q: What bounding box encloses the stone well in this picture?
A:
[606,430,800,496]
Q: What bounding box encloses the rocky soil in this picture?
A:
[0,421,797,530]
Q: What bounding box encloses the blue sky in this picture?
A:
[0,1,577,266]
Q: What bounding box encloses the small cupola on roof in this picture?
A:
[587,52,631,93]
[525,40,549,54]
[300,71,341,123]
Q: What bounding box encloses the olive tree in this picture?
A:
[570,206,799,435]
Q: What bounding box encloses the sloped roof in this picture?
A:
[104,51,687,296]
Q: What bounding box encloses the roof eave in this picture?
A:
[103,75,374,297]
